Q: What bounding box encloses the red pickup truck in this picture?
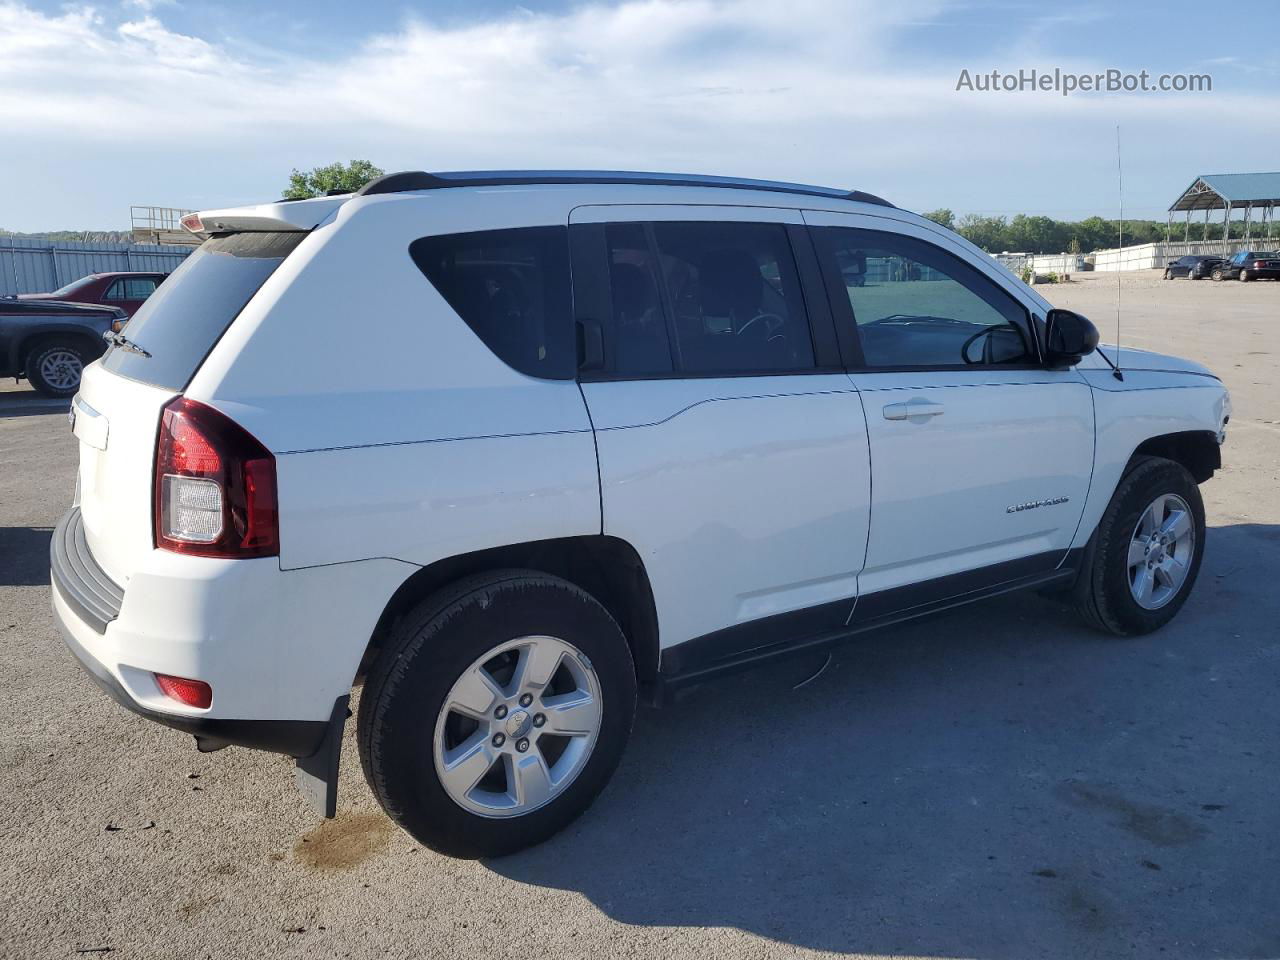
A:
[19,271,167,319]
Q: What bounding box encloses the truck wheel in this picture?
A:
[25,341,87,397]
[358,570,636,859]
[1073,457,1205,636]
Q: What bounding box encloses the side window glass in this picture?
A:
[817,227,1033,368]
[648,221,815,374]
[124,278,157,299]
[605,222,672,375]
[103,281,125,301]
[410,226,573,380]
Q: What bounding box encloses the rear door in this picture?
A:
[75,233,304,585]
[570,204,872,665]
[804,210,1093,609]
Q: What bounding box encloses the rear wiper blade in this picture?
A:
[102,330,152,358]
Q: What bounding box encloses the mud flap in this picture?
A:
[294,695,350,819]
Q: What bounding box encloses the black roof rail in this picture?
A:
[355,170,894,207]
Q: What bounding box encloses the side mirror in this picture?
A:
[1043,308,1099,368]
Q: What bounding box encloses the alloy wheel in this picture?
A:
[433,635,603,818]
[38,350,83,391]
[1127,493,1196,610]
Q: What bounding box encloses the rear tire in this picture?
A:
[358,570,637,859]
[25,341,86,397]
[1211,269,1224,282]
[1072,458,1205,636]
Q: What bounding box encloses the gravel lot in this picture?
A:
[1,271,1277,960]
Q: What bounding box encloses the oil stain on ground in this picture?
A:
[294,813,394,871]
[1057,781,1208,847]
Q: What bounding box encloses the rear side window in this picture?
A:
[598,220,815,378]
[102,232,304,390]
[410,226,573,380]
[651,221,814,375]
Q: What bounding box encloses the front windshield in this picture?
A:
[48,276,96,298]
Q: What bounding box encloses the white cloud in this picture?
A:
[0,0,1276,227]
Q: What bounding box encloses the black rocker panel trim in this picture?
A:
[660,549,1081,691]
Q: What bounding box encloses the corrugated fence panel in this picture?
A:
[0,238,194,296]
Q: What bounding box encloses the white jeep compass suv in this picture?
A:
[51,171,1230,858]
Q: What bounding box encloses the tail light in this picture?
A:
[1255,260,1266,268]
[154,673,213,709]
[154,397,278,558]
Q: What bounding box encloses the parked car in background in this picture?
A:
[1164,255,1224,280]
[51,170,1229,859]
[0,297,124,396]
[1211,251,1280,282]
[19,271,167,318]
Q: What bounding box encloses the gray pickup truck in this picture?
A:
[0,297,125,397]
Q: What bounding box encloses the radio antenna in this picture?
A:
[1112,125,1125,380]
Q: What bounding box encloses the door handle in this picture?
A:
[882,399,944,421]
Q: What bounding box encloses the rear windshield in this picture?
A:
[101,232,304,389]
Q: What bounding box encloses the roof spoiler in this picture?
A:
[184,194,350,235]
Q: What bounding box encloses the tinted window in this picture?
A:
[103,281,126,300]
[102,232,304,390]
[410,226,573,380]
[640,221,813,375]
[604,222,672,375]
[815,227,1032,368]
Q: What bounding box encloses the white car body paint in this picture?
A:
[53,177,1229,737]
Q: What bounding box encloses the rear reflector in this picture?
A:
[155,673,213,709]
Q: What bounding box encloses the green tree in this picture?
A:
[955,214,1010,252]
[283,160,385,199]
[921,208,955,231]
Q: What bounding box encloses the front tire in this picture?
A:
[1211,269,1224,282]
[1239,269,1250,282]
[1073,458,1206,636]
[358,571,636,859]
[1163,269,1172,280]
[25,341,86,397]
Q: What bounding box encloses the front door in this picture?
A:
[805,210,1094,609]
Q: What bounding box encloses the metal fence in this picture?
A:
[0,236,195,296]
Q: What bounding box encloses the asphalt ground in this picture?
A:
[1,270,1277,959]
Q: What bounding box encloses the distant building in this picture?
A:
[131,205,201,247]
[1168,173,1280,242]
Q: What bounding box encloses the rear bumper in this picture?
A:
[49,506,413,754]
[52,591,327,756]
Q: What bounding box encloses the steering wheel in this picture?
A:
[962,324,1028,365]
[736,312,785,337]
[961,327,998,364]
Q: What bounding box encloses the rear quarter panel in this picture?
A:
[185,191,601,572]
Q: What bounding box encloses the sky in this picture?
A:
[1,0,1277,232]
